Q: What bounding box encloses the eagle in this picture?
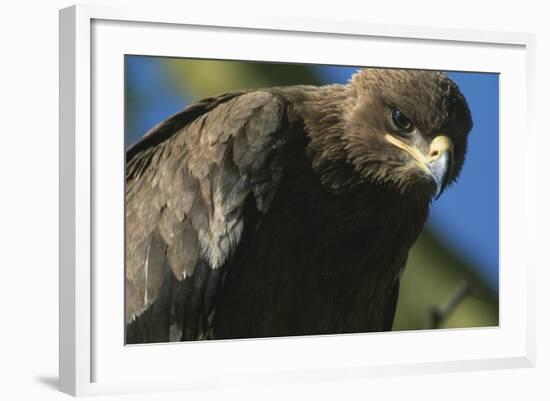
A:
[125,68,472,343]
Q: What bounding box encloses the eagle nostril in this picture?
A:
[429,149,440,160]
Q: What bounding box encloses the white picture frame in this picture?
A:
[59,4,536,397]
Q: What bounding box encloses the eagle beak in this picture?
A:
[384,134,454,199]
[427,136,454,199]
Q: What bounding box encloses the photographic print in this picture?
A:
[124,57,498,344]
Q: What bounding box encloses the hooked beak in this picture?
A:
[384,134,454,199]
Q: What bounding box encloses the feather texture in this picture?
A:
[125,91,291,341]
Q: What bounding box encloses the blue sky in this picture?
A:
[126,58,499,290]
[430,72,499,289]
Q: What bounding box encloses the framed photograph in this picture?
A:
[59,4,536,396]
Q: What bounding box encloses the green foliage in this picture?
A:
[163,58,319,98]
[393,231,498,330]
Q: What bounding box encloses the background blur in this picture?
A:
[125,56,499,331]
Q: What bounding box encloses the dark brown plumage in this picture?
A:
[125,68,472,343]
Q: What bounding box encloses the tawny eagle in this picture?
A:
[125,68,472,343]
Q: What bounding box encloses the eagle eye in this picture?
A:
[390,108,413,133]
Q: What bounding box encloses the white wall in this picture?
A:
[0,0,547,399]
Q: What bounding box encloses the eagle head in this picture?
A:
[307,68,473,200]
[344,68,472,198]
